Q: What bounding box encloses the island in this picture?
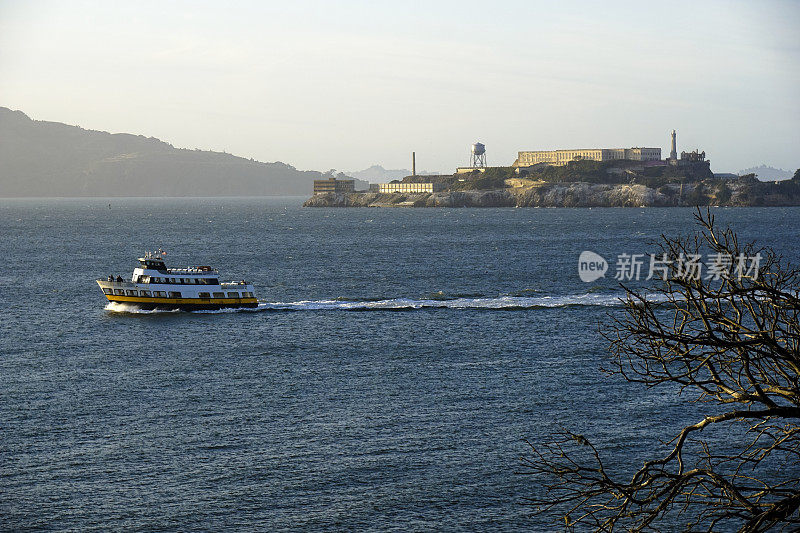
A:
[304,161,800,208]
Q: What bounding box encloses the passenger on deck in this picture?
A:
[116,275,123,282]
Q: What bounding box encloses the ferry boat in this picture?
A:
[97,251,258,310]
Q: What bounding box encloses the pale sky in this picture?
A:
[1,0,798,173]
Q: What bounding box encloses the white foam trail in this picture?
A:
[104,302,180,314]
[255,292,631,312]
[106,292,664,314]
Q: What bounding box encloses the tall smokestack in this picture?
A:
[670,130,677,160]
[412,152,416,176]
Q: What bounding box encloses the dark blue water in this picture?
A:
[2,199,798,531]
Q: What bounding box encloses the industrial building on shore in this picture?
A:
[313,177,355,194]
[378,182,444,194]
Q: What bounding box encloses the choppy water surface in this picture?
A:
[2,198,798,531]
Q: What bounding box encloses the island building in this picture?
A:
[378,182,444,193]
[513,147,661,168]
[680,149,706,162]
[666,130,708,166]
[669,129,678,160]
[313,177,355,194]
[457,142,489,174]
[456,167,487,174]
[662,147,709,169]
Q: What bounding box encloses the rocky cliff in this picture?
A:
[303,178,800,208]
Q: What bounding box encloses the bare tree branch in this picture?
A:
[522,209,800,532]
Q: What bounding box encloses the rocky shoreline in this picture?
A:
[303,178,800,208]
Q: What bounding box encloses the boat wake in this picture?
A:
[104,302,181,314]
[105,292,643,314]
[253,292,631,312]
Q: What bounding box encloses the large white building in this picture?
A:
[514,147,661,167]
[378,182,443,193]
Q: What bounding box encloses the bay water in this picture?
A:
[2,199,798,530]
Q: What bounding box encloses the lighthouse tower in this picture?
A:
[669,130,678,160]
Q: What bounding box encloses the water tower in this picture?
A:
[471,142,487,168]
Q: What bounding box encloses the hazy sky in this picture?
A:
[1,0,798,173]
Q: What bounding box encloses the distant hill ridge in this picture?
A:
[345,164,439,182]
[738,165,794,181]
[0,107,326,197]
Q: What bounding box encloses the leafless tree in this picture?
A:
[521,209,800,531]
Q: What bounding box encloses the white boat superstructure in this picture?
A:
[97,250,258,310]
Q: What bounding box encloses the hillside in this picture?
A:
[0,107,325,197]
[393,160,717,193]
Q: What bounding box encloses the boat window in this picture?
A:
[227,292,239,298]
[140,290,151,297]
[199,292,210,298]
[114,289,124,295]
[212,292,225,298]
[168,291,182,298]
[140,260,166,270]
[154,291,167,297]
[102,288,113,295]
[242,292,253,298]
[126,290,138,296]
[141,276,150,283]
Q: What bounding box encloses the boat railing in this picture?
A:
[167,268,219,274]
[97,278,136,287]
